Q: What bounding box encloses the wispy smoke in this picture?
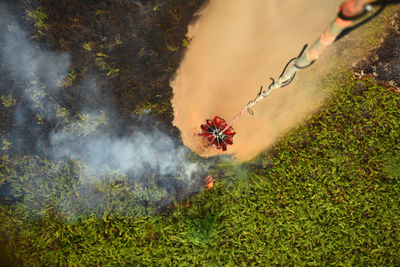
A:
[50,124,201,183]
[1,12,71,122]
[0,6,206,219]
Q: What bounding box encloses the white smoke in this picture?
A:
[50,125,201,183]
[1,11,71,122]
[0,6,205,217]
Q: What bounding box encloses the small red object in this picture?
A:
[198,116,236,151]
[204,175,215,189]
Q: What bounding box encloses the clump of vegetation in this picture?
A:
[132,98,171,119]
[0,95,16,108]
[95,53,120,78]
[26,7,47,33]
[82,42,95,52]
[186,213,220,246]
[1,139,12,152]
[381,146,400,179]
[62,69,77,88]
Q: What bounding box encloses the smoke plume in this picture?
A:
[0,7,204,218]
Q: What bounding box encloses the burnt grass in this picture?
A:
[0,0,206,154]
[0,0,209,213]
[0,0,207,264]
[356,10,400,91]
[0,1,399,266]
[36,0,205,122]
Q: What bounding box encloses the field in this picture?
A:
[0,1,399,265]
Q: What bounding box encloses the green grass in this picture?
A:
[1,73,399,265]
[26,7,47,34]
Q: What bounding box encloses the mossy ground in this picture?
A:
[0,1,399,266]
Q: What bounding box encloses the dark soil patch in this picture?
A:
[356,9,400,93]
